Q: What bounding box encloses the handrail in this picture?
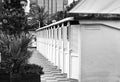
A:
[36,17,74,31]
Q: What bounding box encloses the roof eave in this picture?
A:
[68,13,120,20]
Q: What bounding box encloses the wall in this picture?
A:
[36,20,80,81]
[69,25,81,80]
[36,18,120,82]
[81,24,120,82]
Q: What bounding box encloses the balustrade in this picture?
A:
[36,17,80,81]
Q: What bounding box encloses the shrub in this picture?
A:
[0,32,44,76]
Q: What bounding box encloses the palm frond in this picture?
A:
[0,32,33,73]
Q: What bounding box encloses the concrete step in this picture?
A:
[42,73,67,79]
[40,63,55,66]
[43,66,57,70]
[30,50,79,82]
[41,74,53,78]
[43,69,61,72]
[58,81,71,82]
[44,71,61,74]
[43,70,61,74]
[54,75,66,78]
[53,73,67,77]
[43,76,56,80]
[42,76,71,82]
[43,68,58,71]
[56,77,69,81]
[43,66,57,69]
[46,79,58,82]
[49,71,61,73]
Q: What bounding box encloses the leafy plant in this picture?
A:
[49,11,67,22]
[0,0,44,79]
[0,0,33,34]
[28,5,49,28]
[0,32,44,75]
[20,64,44,75]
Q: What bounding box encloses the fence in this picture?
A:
[35,13,120,82]
[36,17,80,81]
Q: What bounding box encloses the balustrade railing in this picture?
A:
[36,17,80,81]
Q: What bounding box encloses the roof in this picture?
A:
[79,20,120,30]
[69,0,120,14]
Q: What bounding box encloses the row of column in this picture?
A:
[36,22,71,77]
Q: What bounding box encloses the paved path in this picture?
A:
[28,49,78,82]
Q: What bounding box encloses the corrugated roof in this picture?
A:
[69,0,120,14]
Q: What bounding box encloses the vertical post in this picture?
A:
[60,23,64,73]
[53,26,56,65]
[67,21,70,78]
[63,21,71,78]
[56,25,60,68]
[55,26,57,66]
[51,27,53,63]
[47,28,50,60]
[50,27,52,62]
[45,29,48,58]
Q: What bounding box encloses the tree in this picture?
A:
[49,11,67,23]
[0,0,32,34]
[28,4,49,28]
[0,0,44,78]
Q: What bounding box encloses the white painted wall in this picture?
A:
[81,24,120,82]
[36,18,120,82]
[69,25,81,80]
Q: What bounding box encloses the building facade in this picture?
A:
[37,0,68,15]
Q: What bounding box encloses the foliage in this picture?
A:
[0,32,33,74]
[0,31,44,75]
[0,0,44,77]
[0,0,34,34]
[3,0,26,9]
[49,11,67,22]
[0,32,44,76]
[28,4,49,28]
[20,64,44,75]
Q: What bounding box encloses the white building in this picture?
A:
[36,0,120,82]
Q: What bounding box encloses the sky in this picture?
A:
[68,0,74,5]
[68,0,79,5]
